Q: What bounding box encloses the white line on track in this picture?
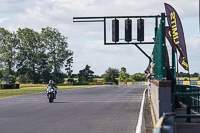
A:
[135,88,147,133]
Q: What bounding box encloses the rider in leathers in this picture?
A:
[46,80,57,98]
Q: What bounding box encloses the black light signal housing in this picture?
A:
[125,19,132,42]
[112,19,119,42]
[137,19,144,41]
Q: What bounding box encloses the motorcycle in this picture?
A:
[46,85,56,103]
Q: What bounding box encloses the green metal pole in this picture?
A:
[161,13,166,80]
[187,96,191,122]
[172,49,176,78]
[135,44,151,64]
[155,16,158,37]
[198,90,199,113]
[172,93,175,112]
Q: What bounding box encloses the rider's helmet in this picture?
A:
[49,80,53,85]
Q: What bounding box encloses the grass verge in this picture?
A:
[0,85,95,98]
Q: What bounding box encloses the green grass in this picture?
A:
[0,85,95,98]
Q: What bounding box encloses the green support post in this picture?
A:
[172,49,176,78]
[135,44,151,64]
[187,95,191,122]
[155,16,158,38]
[172,94,175,112]
[198,90,200,113]
[161,13,166,80]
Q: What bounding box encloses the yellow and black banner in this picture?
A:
[165,3,189,71]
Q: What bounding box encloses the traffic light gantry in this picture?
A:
[73,15,161,63]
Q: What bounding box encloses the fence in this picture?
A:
[172,84,200,122]
[152,13,167,80]
[177,80,200,85]
[149,13,175,127]
[127,82,146,86]
[0,84,20,89]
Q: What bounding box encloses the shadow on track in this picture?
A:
[52,101,70,103]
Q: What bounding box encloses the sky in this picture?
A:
[0,0,199,75]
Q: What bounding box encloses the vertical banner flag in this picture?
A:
[165,26,177,53]
[164,3,189,71]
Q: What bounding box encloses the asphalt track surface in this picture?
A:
[0,85,146,133]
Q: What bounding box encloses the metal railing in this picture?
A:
[172,84,200,122]
[177,80,200,85]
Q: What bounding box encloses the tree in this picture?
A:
[102,67,119,84]
[129,73,146,81]
[191,72,199,77]
[0,28,18,75]
[119,73,131,83]
[17,73,33,83]
[120,67,127,75]
[16,28,43,83]
[41,27,73,83]
[78,65,94,83]
[65,55,74,83]
[0,27,73,84]
[118,67,130,83]
[178,72,189,77]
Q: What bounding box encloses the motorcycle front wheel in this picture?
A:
[49,94,54,103]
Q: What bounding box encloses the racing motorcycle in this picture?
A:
[46,85,56,103]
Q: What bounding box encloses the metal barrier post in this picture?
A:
[172,94,175,112]
[198,90,200,113]
[186,95,191,122]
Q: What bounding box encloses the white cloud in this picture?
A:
[175,35,200,73]
[187,35,200,53]
[0,18,9,23]
[0,0,199,75]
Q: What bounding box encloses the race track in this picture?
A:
[0,85,146,133]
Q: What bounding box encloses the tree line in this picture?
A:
[178,72,199,77]
[0,27,72,84]
[117,67,146,83]
[77,66,146,84]
[78,66,200,84]
[0,25,145,85]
